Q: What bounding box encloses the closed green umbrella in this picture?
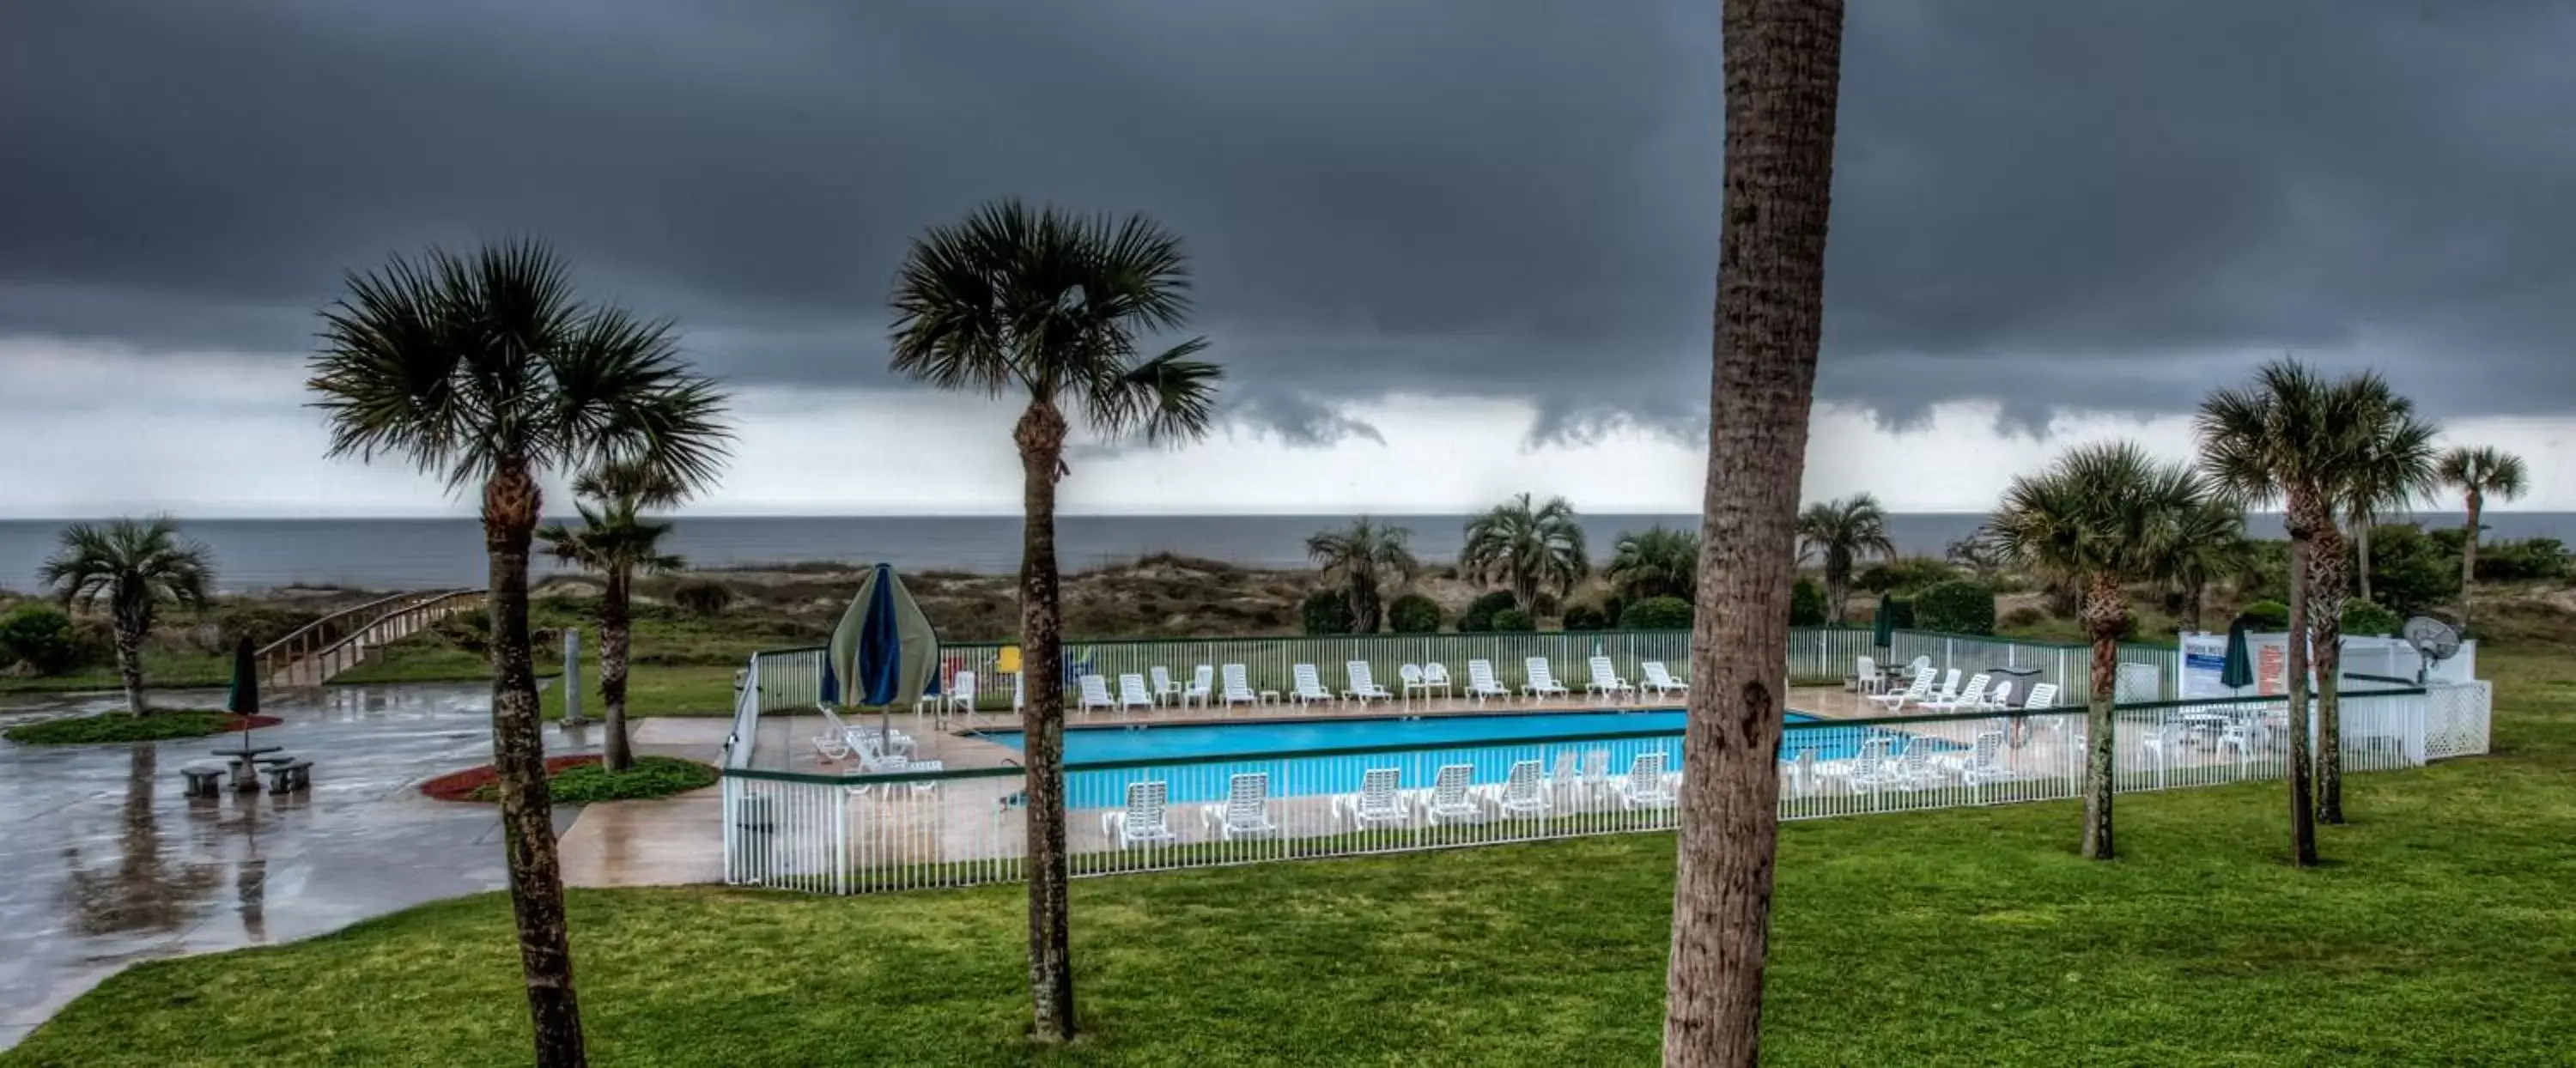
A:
[828,563,942,742]
[1872,594,1895,649]
[224,634,261,744]
[2220,615,2256,692]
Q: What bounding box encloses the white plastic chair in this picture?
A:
[942,670,978,717]
[1854,656,1886,695]
[1522,657,1571,701]
[1421,662,1455,700]
[1585,656,1635,702]
[1399,664,1433,704]
[1290,664,1335,706]
[1220,664,1259,707]
[1463,660,1511,706]
[1115,673,1155,713]
[1184,664,1215,707]
[1980,679,2015,711]
[1615,752,1675,810]
[1076,674,1115,717]
[1640,661,1689,698]
[1150,665,1183,707]
[1343,661,1395,705]
[1423,763,1480,824]
[1340,767,1411,828]
[1103,780,1178,850]
[1867,668,1936,712]
[1204,773,1279,840]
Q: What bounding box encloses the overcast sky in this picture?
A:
[5,0,2574,518]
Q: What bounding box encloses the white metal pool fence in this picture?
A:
[717,644,2490,894]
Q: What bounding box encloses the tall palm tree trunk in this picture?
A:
[2459,490,2483,631]
[2308,523,2349,824]
[2281,531,2320,865]
[114,616,149,715]
[2354,517,2374,604]
[1016,401,1077,1042]
[483,462,587,1067]
[1663,3,1844,1064]
[1825,575,1849,625]
[599,567,634,773]
[2080,578,2123,859]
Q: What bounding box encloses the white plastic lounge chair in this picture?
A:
[1865,668,1935,712]
[1585,656,1636,702]
[1115,673,1155,713]
[1102,780,1178,850]
[1853,656,1886,695]
[2022,683,2059,710]
[1077,674,1115,717]
[1463,660,1511,706]
[838,725,944,792]
[1423,763,1481,824]
[1923,673,1992,713]
[1340,767,1411,828]
[1421,662,1455,699]
[1343,661,1395,705]
[815,706,914,762]
[1150,666,1183,707]
[1522,657,1571,701]
[1616,752,1675,810]
[1496,759,1552,817]
[1949,730,2013,785]
[1836,735,1900,791]
[1184,664,1215,707]
[1640,661,1689,698]
[1906,655,1935,678]
[1548,750,1583,803]
[1290,664,1336,706]
[1220,664,1259,707]
[1581,749,1613,798]
[1203,772,1279,840]
[1927,668,1963,705]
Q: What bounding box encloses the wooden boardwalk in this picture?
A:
[257,589,485,688]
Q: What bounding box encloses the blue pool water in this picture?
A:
[981,709,1928,807]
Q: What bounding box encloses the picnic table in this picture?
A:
[210,742,282,789]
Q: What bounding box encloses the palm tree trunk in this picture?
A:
[2080,577,2123,860]
[1662,3,1844,1064]
[1016,401,1077,1043]
[114,616,149,716]
[600,567,633,773]
[2308,524,2349,825]
[2354,517,2374,605]
[2459,491,2482,632]
[2281,530,2319,866]
[1825,574,1848,625]
[482,462,587,1068]
[2185,579,2206,634]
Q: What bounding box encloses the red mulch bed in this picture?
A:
[421,755,601,803]
[218,714,284,732]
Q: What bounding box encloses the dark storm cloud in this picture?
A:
[6,0,2575,441]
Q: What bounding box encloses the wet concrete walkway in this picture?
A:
[0,683,665,1050]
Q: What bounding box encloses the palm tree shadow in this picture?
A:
[55,745,222,937]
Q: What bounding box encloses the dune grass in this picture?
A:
[9,649,2570,1066]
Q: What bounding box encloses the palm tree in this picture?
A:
[2160,496,2252,634]
[1988,442,2209,861]
[2338,393,2439,605]
[1461,493,1589,610]
[1608,525,1701,602]
[2196,357,2381,862]
[538,461,689,773]
[41,516,214,715]
[1304,517,1419,633]
[1794,494,1895,623]
[888,200,1220,1044]
[1944,525,2008,582]
[2436,445,2528,632]
[1662,3,1846,1064]
[309,240,730,1068]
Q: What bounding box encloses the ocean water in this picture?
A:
[2,512,2567,594]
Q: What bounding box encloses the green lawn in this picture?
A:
[11,650,2573,1066]
[0,649,230,694]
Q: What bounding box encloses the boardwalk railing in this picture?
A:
[720,669,2486,894]
[258,588,484,687]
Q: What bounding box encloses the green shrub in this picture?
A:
[2358,524,2458,616]
[1561,604,1611,631]
[1601,595,1627,629]
[1789,578,1827,627]
[1912,580,1996,635]
[671,579,735,617]
[2000,605,2047,629]
[1619,597,1692,630]
[1300,591,1356,635]
[471,755,716,804]
[2477,537,2567,582]
[2239,599,2291,630]
[1488,609,1538,633]
[0,603,88,675]
[1386,594,1443,634]
[2340,598,2403,638]
[3,709,237,744]
[1459,592,1519,633]
[1857,556,1959,594]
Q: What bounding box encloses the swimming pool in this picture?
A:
[981,709,1919,806]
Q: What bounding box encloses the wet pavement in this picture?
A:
[0,683,611,1050]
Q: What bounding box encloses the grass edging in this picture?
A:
[3,710,280,745]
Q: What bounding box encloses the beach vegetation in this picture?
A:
[1298,589,1356,635]
[1607,525,1698,602]
[1457,591,1519,633]
[1908,580,1992,635]
[1461,494,1588,610]
[2340,598,2402,638]
[1385,593,1443,634]
[0,602,88,676]
[1560,603,1612,631]
[1618,596,1692,631]
[669,579,733,617]
[1487,608,1537,633]
[40,516,215,715]
[1788,577,1827,627]
[1795,495,1896,623]
[2436,445,2530,630]
[1304,516,1419,633]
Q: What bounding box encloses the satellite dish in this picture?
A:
[2401,616,2462,683]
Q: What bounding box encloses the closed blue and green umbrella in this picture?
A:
[2220,614,2256,691]
[827,563,941,738]
[224,634,263,745]
[1873,594,1895,649]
